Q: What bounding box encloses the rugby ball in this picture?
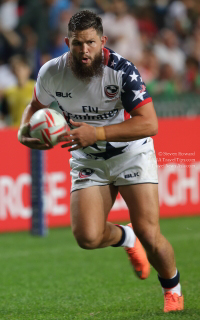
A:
[30,108,67,146]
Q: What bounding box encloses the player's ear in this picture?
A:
[101,35,108,48]
[65,37,70,48]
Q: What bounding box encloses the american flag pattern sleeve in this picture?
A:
[107,48,152,113]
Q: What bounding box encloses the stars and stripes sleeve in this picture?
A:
[120,61,152,113]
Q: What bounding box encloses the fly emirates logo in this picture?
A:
[62,105,119,122]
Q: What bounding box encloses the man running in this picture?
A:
[18,10,183,312]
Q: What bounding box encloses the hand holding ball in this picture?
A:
[30,109,67,147]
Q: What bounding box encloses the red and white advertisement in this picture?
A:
[0,117,200,232]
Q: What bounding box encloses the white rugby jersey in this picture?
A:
[35,47,152,160]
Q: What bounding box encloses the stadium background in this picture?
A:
[0,0,199,232]
[0,1,200,319]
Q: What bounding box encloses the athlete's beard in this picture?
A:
[69,49,104,81]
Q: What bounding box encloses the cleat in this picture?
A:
[124,223,150,280]
[164,292,184,312]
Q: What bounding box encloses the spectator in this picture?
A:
[153,0,169,30]
[147,63,181,96]
[1,54,35,127]
[0,57,17,127]
[102,0,143,63]
[79,0,107,13]
[17,0,49,54]
[138,49,159,84]
[184,56,200,93]
[0,61,17,91]
[0,0,19,31]
[184,0,199,28]
[183,28,200,64]
[47,0,71,30]
[20,25,40,79]
[0,0,199,124]
[137,6,158,40]
[58,9,73,34]
[50,29,69,59]
[154,28,186,74]
[166,0,188,28]
[0,0,22,62]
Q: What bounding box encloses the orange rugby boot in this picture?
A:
[124,223,150,280]
[164,292,184,312]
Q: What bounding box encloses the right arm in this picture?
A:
[18,93,52,150]
[18,59,55,150]
[20,93,45,125]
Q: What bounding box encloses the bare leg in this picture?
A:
[70,184,122,249]
[119,184,176,279]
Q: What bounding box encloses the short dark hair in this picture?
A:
[68,10,103,37]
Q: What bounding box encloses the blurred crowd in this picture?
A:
[0,0,200,127]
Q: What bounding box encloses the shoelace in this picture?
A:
[165,293,179,310]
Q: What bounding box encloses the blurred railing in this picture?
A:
[50,93,200,119]
[1,93,200,127]
[152,93,200,117]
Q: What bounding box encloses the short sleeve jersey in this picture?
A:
[35,47,152,160]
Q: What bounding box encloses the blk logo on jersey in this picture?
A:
[79,168,94,178]
[56,92,72,98]
[104,85,119,99]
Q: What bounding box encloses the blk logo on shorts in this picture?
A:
[79,168,94,178]
[125,172,139,178]
[104,85,119,99]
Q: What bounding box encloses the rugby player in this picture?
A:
[18,10,183,312]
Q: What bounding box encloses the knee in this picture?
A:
[72,229,103,250]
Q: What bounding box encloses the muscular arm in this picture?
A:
[104,102,158,142]
[18,92,52,149]
[58,101,158,151]
[20,94,48,126]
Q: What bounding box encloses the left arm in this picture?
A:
[103,101,158,142]
[58,101,158,151]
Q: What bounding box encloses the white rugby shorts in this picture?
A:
[70,137,158,192]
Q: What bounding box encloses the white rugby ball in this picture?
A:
[30,108,67,146]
